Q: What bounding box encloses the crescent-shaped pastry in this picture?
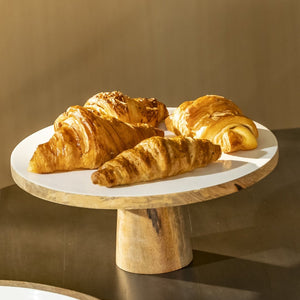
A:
[165,95,258,153]
[28,106,163,173]
[92,136,221,187]
[84,91,168,126]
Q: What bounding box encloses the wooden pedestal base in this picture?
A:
[11,119,279,274]
[116,206,193,274]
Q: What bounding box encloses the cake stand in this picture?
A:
[10,112,278,274]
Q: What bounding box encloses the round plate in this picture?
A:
[11,109,278,209]
[0,286,77,299]
[0,281,99,300]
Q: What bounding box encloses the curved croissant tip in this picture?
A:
[91,170,114,187]
[213,145,222,161]
[28,158,47,173]
[27,143,56,174]
[28,159,38,173]
[91,171,99,184]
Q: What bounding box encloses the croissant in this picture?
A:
[92,136,221,187]
[28,106,163,173]
[165,95,258,153]
[84,91,168,126]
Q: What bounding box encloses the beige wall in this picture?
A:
[1,0,299,188]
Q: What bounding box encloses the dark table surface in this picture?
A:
[1,128,299,300]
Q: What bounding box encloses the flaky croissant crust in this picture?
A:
[28,105,163,173]
[165,95,258,153]
[84,91,168,126]
[92,136,221,187]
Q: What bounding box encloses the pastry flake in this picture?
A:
[28,106,163,173]
[165,95,258,153]
[91,136,221,187]
[84,91,168,126]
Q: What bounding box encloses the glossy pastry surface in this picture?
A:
[165,95,258,153]
[92,136,221,187]
[84,91,168,126]
[28,106,163,173]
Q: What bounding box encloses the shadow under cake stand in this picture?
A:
[10,121,278,274]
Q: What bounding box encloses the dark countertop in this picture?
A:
[1,128,299,300]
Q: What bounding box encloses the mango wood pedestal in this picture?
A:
[10,119,278,274]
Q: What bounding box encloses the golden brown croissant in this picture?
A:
[165,95,258,153]
[92,136,221,187]
[84,91,168,126]
[28,106,164,173]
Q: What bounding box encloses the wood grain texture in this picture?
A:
[11,149,278,210]
[10,122,279,274]
[116,206,192,274]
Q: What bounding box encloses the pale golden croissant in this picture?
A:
[92,136,221,187]
[84,91,168,126]
[28,106,164,173]
[165,95,258,153]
